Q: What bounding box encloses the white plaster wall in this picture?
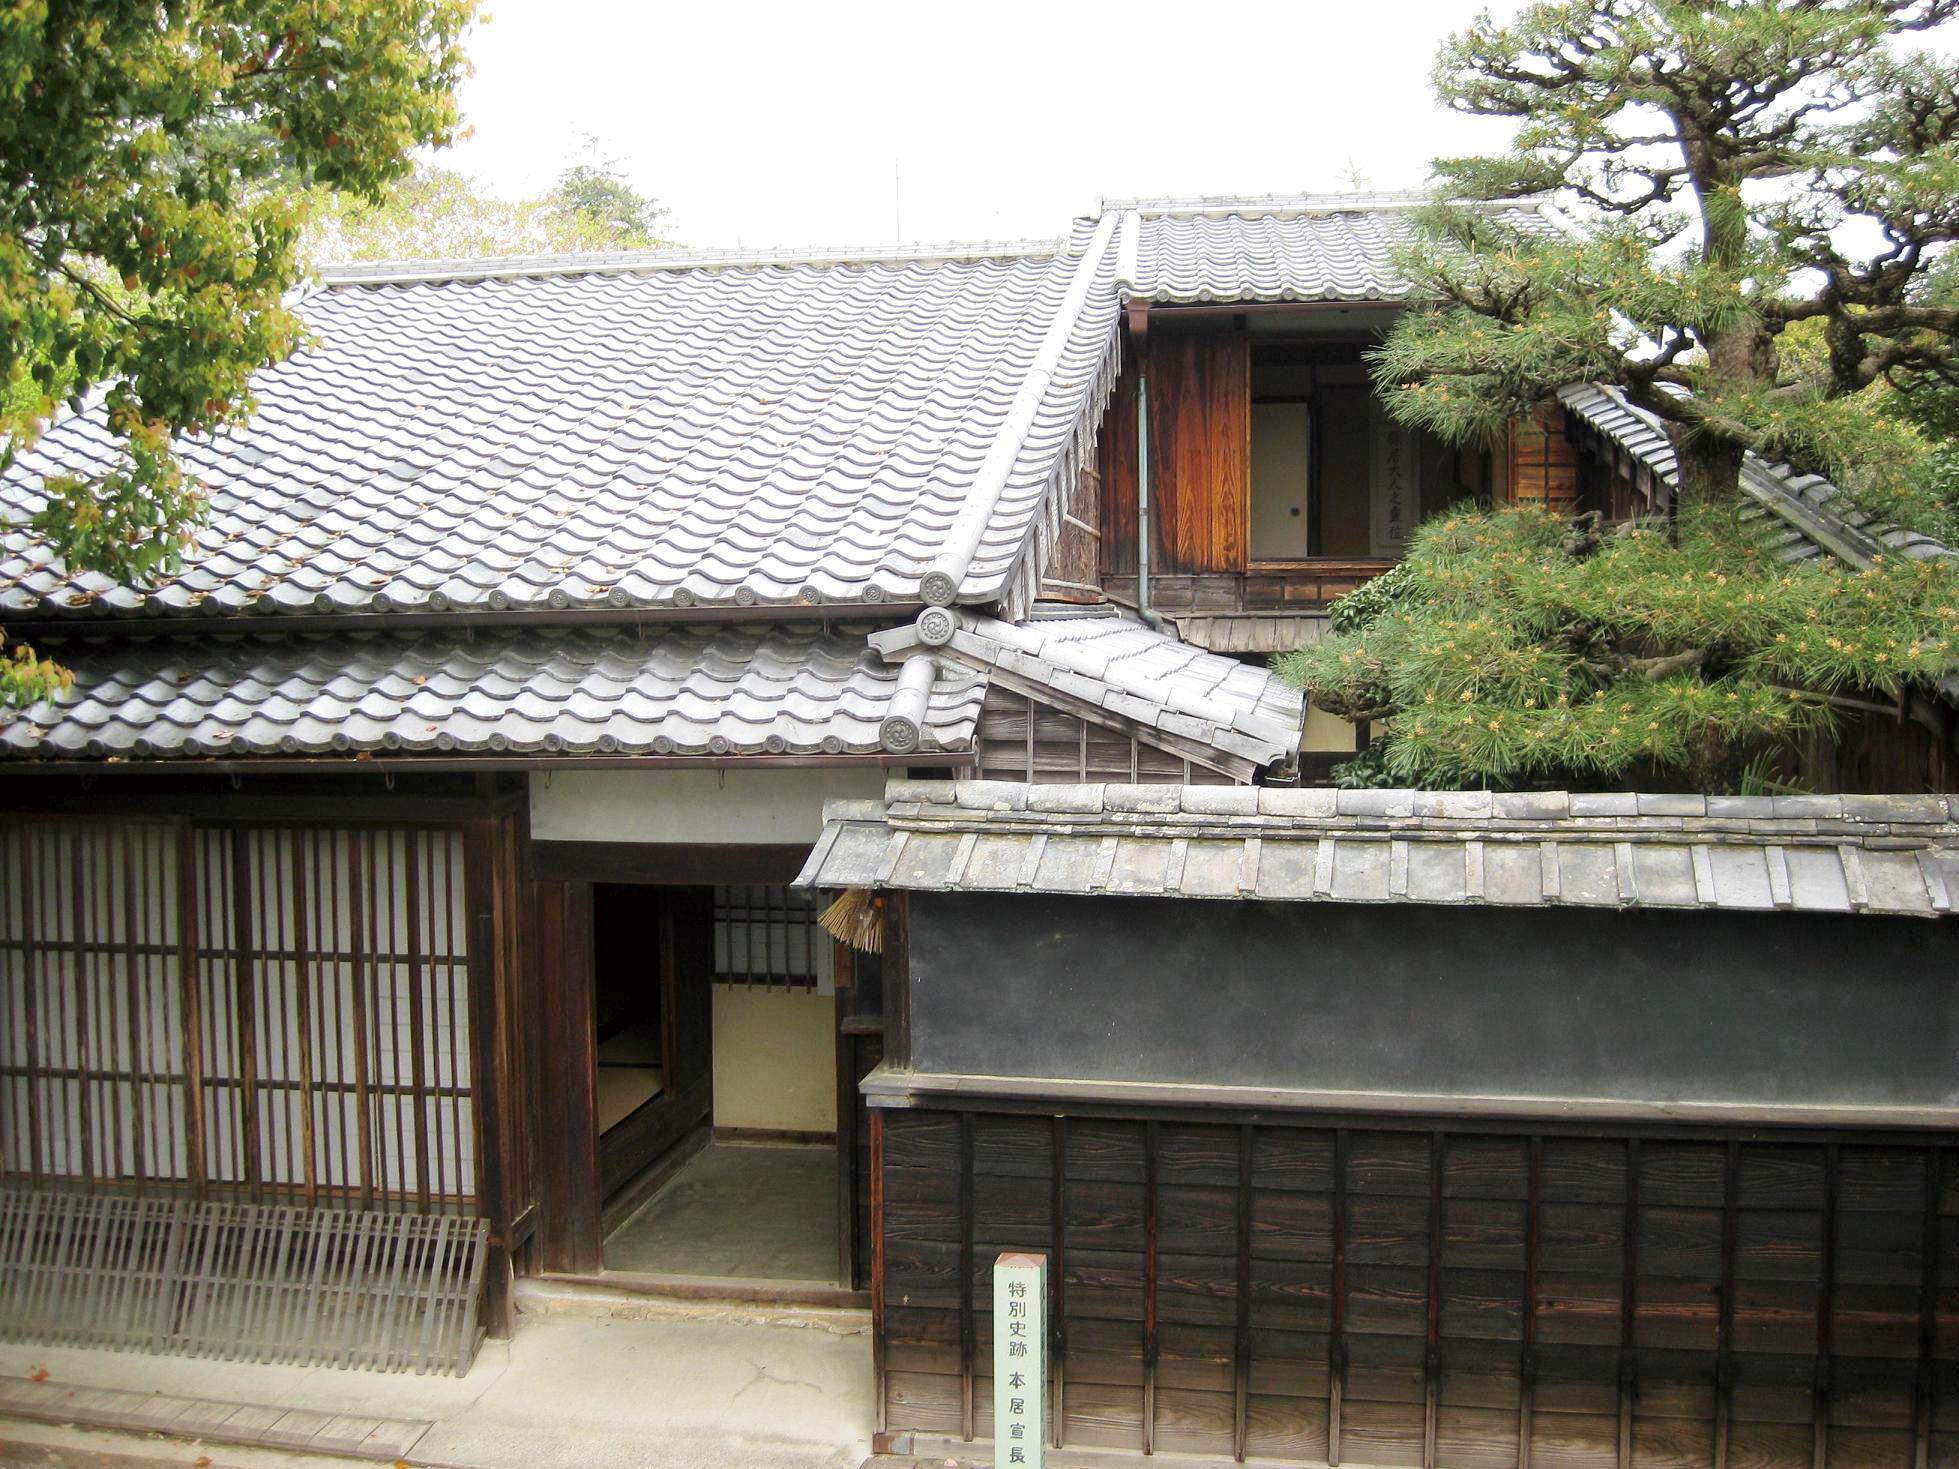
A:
[710,985,837,1134]
[527,769,886,845]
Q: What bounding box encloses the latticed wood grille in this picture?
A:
[712,883,823,989]
[0,1187,487,1374]
[0,817,476,1209]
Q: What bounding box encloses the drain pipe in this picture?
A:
[1130,298,1169,633]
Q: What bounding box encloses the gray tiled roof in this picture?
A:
[2,238,1120,623]
[1108,193,1561,305]
[797,781,1959,918]
[868,608,1305,770]
[0,625,986,760]
[1557,383,1956,567]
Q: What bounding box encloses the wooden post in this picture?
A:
[464,819,513,1336]
[533,878,601,1274]
[1051,1116,1068,1451]
[1143,1118,1160,1456]
[871,1108,888,1437]
[1618,1138,1641,1469]
[994,1252,1049,1469]
[961,1110,978,1442]
[1234,1124,1254,1463]
[1813,1143,1839,1469]
[1330,1128,1348,1468]
[1520,1137,1542,1469]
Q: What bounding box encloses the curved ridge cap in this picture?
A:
[1095,190,1559,219]
[314,237,1068,287]
[918,211,1124,607]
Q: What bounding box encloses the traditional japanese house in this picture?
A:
[0,194,1953,1469]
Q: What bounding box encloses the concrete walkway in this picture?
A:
[0,1283,875,1469]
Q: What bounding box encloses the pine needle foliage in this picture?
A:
[1279,505,1959,790]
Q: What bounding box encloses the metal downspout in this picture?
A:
[1136,365,1168,633]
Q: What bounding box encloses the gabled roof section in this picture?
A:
[0,624,986,762]
[1,232,1122,623]
[1557,383,1956,568]
[868,607,1306,776]
[798,782,1959,919]
[1106,192,1562,306]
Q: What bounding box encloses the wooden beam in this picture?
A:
[533,878,602,1274]
[528,840,813,886]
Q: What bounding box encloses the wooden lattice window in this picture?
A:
[711,884,825,990]
[0,817,478,1210]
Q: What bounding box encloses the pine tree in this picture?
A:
[1286,0,1959,792]
[1376,0,1959,518]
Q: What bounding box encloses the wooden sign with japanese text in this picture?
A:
[992,1251,1046,1469]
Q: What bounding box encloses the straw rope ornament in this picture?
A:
[818,888,884,954]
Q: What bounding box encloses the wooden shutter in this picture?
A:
[1151,333,1250,573]
[1506,403,1580,513]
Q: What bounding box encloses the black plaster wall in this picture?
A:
[905,893,1958,1110]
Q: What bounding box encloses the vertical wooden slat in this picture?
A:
[176,822,207,1199]
[1424,1132,1443,1469]
[1814,1142,1839,1469]
[1715,1140,1740,1469]
[1144,1117,1160,1456]
[120,831,147,1190]
[69,829,97,1186]
[1330,1127,1348,1468]
[1520,1136,1542,1469]
[958,1109,976,1442]
[870,1108,888,1437]
[1618,1137,1641,1469]
[1051,1114,1068,1451]
[228,829,262,1197]
[404,830,432,1210]
[349,831,375,1206]
[290,834,316,1206]
[463,820,511,1335]
[1233,1123,1254,1463]
[1913,1148,1942,1469]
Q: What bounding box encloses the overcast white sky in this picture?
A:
[441,0,1528,251]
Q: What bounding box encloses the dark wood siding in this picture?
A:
[1102,360,1140,579]
[974,687,1238,785]
[877,1105,1957,1469]
[1507,405,1581,514]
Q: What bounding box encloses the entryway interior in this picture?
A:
[591,880,843,1284]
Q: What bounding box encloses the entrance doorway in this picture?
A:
[590,880,843,1284]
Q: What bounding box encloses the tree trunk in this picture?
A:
[1671,430,1747,512]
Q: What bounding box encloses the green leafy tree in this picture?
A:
[1286,0,1959,792]
[304,152,668,264]
[1,0,477,702]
